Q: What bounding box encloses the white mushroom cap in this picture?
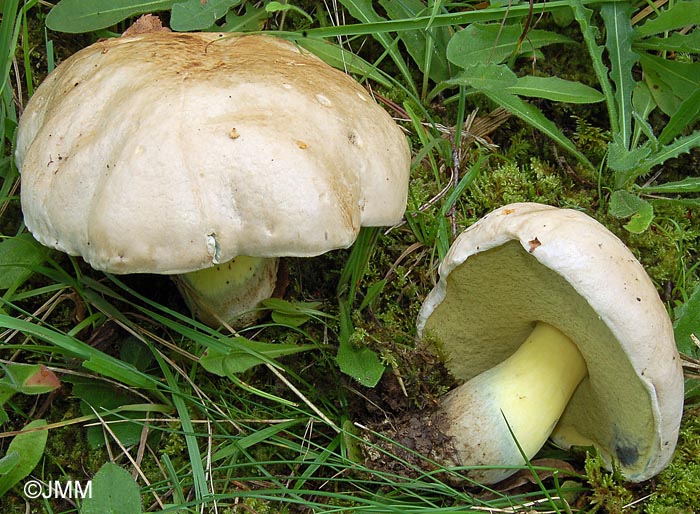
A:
[417,202,684,482]
[16,33,411,274]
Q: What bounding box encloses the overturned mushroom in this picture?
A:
[417,203,684,484]
[15,32,411,326]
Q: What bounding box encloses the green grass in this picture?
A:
[1,1,699,513]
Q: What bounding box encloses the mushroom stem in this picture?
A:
[437,322,587,484]
[173,256,280,327]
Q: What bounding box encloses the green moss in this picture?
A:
[643,408,700,514]
[466,158,597,218]
[584,452,635,514]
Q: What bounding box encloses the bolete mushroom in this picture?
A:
[15,32,411,327]
[417,203,684,484]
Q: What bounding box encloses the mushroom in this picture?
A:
[417,203,684,484]
[15,32,411,327]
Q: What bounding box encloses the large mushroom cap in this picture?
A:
[16,33,411,274]
[417,202,684,482]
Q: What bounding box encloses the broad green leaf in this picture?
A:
[0,363,60,395]
[484,89,594,169]
[200,339,317,376]
[552,5,575,27]
[601,2,637,150]
[658,87,700,146]
[380,0,452,82]
[46,0,175,33]
[295,38,393,89]
[447,23,573,68]
[170,0,242,31]
[674,284,700,357]
[71,378,146,449]
[609,190,654,233]
[0,419,48,496]
[635,0,700,37]
[639,176,700,194]
[641,53,700,116]
[119,336,155,372]
[82,463,143,514]
[0,452,19,474]
[336,300,384,387]
[220,3,267,32]
[448,62,517,91]
[0,233,48,293]
[506,75,604,103]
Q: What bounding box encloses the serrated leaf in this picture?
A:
[0,419,48,496]
[635,0,700,37]
[170,0,242,31]
[639,130,700,173]
[674,284,700,357]
[571,0,619,134]
[608,136,651,187]
[601,2,637,150]
[447,23,573,68]
[46,0,175,33]
[609,190,654,233]
[200,339,316,376]
[639,176,700,194]
[82,463,143,514]
[506,75,604,103]
[634,30,700,53]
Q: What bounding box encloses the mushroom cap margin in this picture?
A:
[16,33,411,274]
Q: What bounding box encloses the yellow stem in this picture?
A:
[439,322,588,483]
